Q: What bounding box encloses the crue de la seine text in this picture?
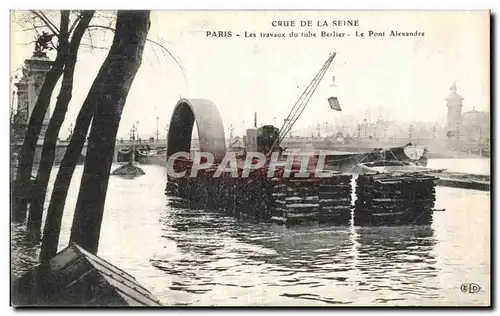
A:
[271,20,360,27]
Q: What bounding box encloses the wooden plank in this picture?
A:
[286,212,320,218]
[372,212,405,216]
[319,198,351,204]
[319,204,352,210]
[101,275,162,306]
[271,216,287,224]
[285,203,320,208]
[285,196,319,202]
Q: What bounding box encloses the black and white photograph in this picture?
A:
[9,9,491,307]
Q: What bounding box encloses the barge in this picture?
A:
[166,157,354,226]
[164,52,438,226]
[429,171,490,191]
[356,161,490,192]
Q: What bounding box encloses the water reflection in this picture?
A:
[354,225,440,304]
[151,196,441,305]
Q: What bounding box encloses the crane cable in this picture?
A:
[276,54,335,143]
[268,52,337,155]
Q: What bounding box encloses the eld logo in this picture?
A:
[461,283,481,294]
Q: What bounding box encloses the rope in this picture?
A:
[346,152,372,173]
[226,138,241,150]
[282,151,366,162]
[387,147,401,162]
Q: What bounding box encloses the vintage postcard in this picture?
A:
[10,10,490,307]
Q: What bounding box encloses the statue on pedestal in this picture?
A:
[33,31,54,58]
[450,81,457,93]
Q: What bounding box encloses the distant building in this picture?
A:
[445,81,463,139]
[355,117,388,140]
[462,109,490,144]
[444,81,490,153]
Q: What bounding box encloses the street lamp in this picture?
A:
[156,116,159,142]
[136,120,140,141]
[130,124,136,141]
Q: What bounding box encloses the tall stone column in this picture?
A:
[445,81,464,141]
[14,53,54,140]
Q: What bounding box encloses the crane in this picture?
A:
[267,52,337,155]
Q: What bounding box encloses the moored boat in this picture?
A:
[322,142,430,173]
[137,147,167,165]
[355,160,446,174]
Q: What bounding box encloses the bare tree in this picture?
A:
[12,11,69,222]
[10,81,27,180]
[40,10,150,258]
[26,11,95,241]
[10,82,27,146]
[69,10,150,254]
[11,11,117,223]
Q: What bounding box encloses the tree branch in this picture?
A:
[68,11,83,35]
[40,11,62,35]
[87,24,115,33]
[15,24,48,32]
[86,27,94,52]
[146,38,185,73]
[58,11,70,50]
[69,11,95,48]
[59,11,70,38]
[87,24,185,73]
[80,43,109,51]
[30,10,60,36]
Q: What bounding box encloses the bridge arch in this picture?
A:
[167,98,226,162]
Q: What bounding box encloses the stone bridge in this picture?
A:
[14,98,229,165]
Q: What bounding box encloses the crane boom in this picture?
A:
[268,52,337,154]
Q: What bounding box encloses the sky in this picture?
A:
[10,10,490,140]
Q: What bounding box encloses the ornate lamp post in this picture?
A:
[164,124,169,141]
[155,116,159,142]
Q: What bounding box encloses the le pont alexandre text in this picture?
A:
[271,20,360,27]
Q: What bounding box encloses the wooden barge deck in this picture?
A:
[165,157,439,226]
[166,167,354,226]
[12,244,162,306]
[427,171,490,191]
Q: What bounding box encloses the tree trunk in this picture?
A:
[26,11,94,242]
[40,11,150,259]
[70,11,150,254]
[39,85,94,262]
[12,12,70,222]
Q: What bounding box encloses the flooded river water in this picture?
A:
[11,158,490,306]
